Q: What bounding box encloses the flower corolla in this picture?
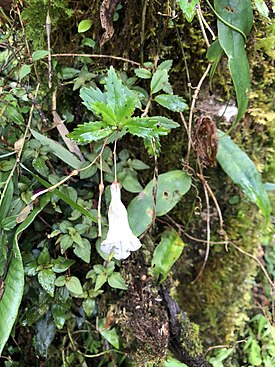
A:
[100,182,141,260]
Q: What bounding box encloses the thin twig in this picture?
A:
[113,132,118,183]
[46,12,52,89]
[151,137,159,227]
[192,183,211,283]
[196,5,210,48]
[51,53,141,66]
[97,140,108,237]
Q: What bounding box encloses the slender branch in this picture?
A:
[46,12,52,89]
[50,53,141,66]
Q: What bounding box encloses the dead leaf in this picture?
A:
[194,116,218,167]
[100,0,120,47]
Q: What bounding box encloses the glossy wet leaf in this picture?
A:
[214,0,253,124]
[108,272,128,290]
[128,170,192,236]
[0,181,13,224]
[35,313,56,357]
[31,129,82,169]
[154,94,188,112]
[38,269,56,297]
[52,304,68,329]
[217,130,271,219]
[151,229,184,283]
[127,116,179,139]
[0,193,51,354]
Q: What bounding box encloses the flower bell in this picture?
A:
[100,182,142,260]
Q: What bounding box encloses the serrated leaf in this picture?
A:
[217,130,271,219]
[78,19,92,33]
[108,272,128,290]
[134,68,152,79]
[65,276,83,295]
[31,129,82,169]
[152,229,184,283]
[154,94,188,112]
[127,116,179,139]
[80,86,106,109]
[19,64,31,80]
[32,50,49,61]
[68,122,113,143]
[38,269,56,297]
[177,0,199,22]
[215,0,253,124]
[128,170,192,236]
[151,69,169,94]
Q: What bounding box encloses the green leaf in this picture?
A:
[51,257,75,273]
[60,234,74,253]
[55,276,66,287]
[0,194,50,354]
[127,116,179,139]
[164,355,189,367]
[248,340,262,366]
[0,181,14,224]
[151,69,170,95]
[73,238,91,263]
[83,298,96,317]
[20,164,97,223]
[19,64,31,80]
[79,162,97,179]
[134,68,152,79]
[154,94,188,112]
[217,130,271,219]
[68,121,113,143]
[108,272,128,290]
[130,159,150,170]
[151,229,185,283]
[32,50,49,61]
[65,276,83,295]
[128,170,192,236]
[78,19,92,33]
[38,248,51,265]
[255,0,269,18]
[94,273,108,291]
[98,319,119,349]
[206,39,224,79]
[265,182,275,192]
[121,175,143,193]
[38,269,56,297]
[35,313,56,357]
[177,0,199,22]
[1,216,17,231]
[30,129,82,169]
[80,86,106,109]
[52,304,68,329]
[215,0,253,124]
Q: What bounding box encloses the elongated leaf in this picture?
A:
[68,121,113,143]
[214,0,253,124]
[255,0,269,18]
[31,129,82,169]
[128,170,192,236]
[98,319,119,349]
[206,39,224,79]
[164,356,188,367]
[20,164,97,223]
[80,86,106,109]
[19,64,31,80]
[0,193,51,355]
[32,50,48,61]
[78,19,92,33]
[127,116,179,139]
[151,229,185,283]
[0,181,14,224]
[217,130,271,219]
[154,94,188,112]
[134,68,152,79]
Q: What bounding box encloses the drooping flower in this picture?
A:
[100,182,141,260]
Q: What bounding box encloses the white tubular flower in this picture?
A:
[100,182,141,260]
